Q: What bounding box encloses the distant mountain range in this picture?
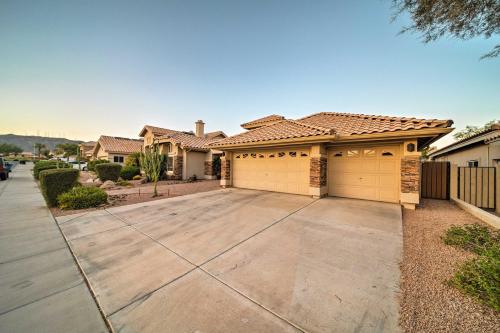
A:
[0,134,83,152]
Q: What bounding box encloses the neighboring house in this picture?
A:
[139,120,227,180]
[78,141,96,159]
[210,112,453,209]
[429,123,500,167]
[92,136,143,164]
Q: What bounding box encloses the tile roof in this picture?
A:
[97,136,143,154]
[140,125,178,137]
[212,112,453,147]
[241,114,285,129]
[298,112,452,136]
[205,131,227,139]
[158,132,223,151]
[211,120,334,146]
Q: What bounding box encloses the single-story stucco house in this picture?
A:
[139,120,227,180]
[78,141,96,160]
[92,136,143,164]
[429,123,500,167]
[210,112,454,209]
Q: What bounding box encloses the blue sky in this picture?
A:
[0,0,498,147]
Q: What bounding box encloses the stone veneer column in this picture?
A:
[309,144,328,198]
[204,151,216,180]
[400,140,420,209]
[220,152,232,187]
[173,155,183,180]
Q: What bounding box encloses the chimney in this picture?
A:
[195,120,205,137]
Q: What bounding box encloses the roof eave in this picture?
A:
[428,129,498,159]
[210,134,337,150]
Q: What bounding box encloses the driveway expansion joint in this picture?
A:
[103,198,318,332]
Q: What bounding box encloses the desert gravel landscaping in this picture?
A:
[401,199,500,333]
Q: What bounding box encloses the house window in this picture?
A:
[278,152,286,158]
[363,149,375,157]
[113,156,124,163]
[468,160,479,167]
[382,151,394,157]
[289,152,297,157]
[167,156,174,171]
[347,150,359,157]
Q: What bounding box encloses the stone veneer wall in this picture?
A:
[310,156,327,187]
[401,156,420,193]
[173,155,183,180]
[221,159,231,181]
[204,161,213,176]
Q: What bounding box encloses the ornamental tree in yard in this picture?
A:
[140,139,163,197]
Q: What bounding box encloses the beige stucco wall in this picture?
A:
[184,151,206,180]
[434,144,498,167]
[143,131,155,148]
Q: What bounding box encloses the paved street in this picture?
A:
[0,164,108,333]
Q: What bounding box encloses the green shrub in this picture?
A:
[120,165,140,180]
[449,243,500,311]
[34,161,70,179]
[39,168,79,207]
[443,224,497,255]
[88,159,109,172]
[132,174,142,180]
[443,224,500,311]
[125,152,141,167]
[58,186,108,210]
[95,163,122,181]
[115,179,132,186]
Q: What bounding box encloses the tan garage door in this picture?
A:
[328,146,400,203]
[232,149,310,195]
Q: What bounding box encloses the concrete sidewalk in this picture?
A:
[0,164,108,333]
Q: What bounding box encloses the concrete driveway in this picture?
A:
[56,189,402,333]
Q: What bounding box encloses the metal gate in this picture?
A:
[458,167,496,209]
[421,162,450,199]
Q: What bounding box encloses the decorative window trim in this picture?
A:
[347,150,359,157]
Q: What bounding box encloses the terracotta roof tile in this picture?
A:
[141,125,178,137]
[299,112,452,136]
[241,114,285,129]
[97,136,143,154]
[158,132,224,151]
[211,120,333,146]
[212,112,453,147]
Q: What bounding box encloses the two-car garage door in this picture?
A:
[327,146,400,203]
[231,145,401,203]
[232,149,310,195]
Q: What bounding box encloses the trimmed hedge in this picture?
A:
[34,161,70,179]
[58,186,108,210]
[95,163,122,181]
[88,159,109,172]
[39,168,79,207]
[120,165,140,180]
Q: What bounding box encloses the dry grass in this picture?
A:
[401,199,500,332]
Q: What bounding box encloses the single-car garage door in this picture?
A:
[232,149,310,195]
[328,146,400,203]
